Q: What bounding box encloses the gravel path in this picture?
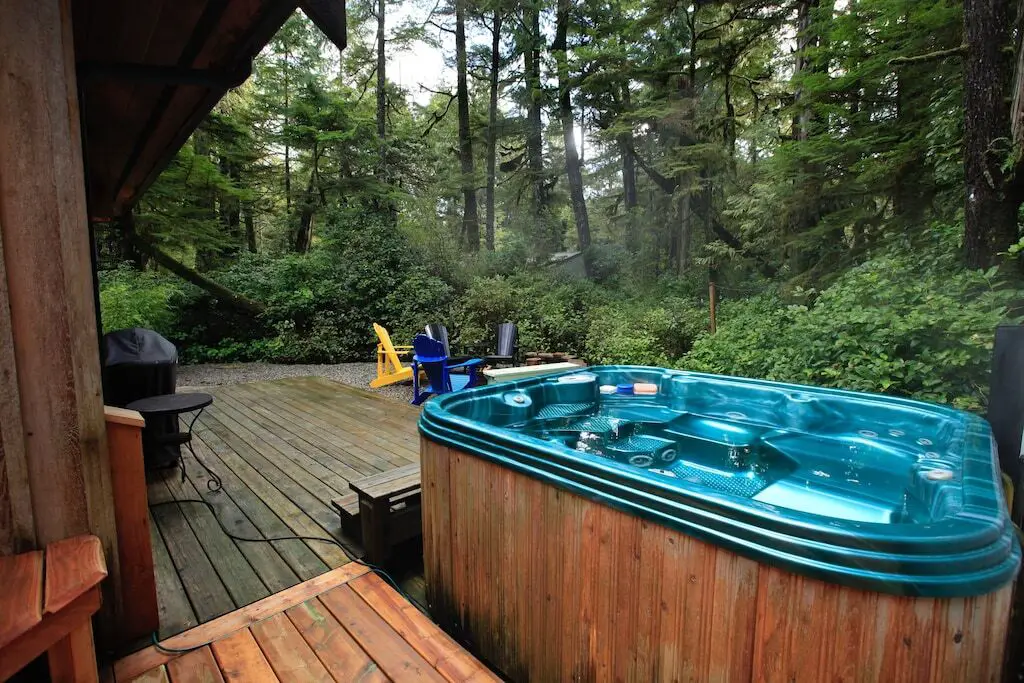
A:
[176,362,413,403]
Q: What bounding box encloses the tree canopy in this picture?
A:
[97,0,1024,413]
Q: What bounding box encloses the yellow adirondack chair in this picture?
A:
[370,323,415,388]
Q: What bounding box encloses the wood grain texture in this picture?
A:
[114,556,496,683]
[0,587,100,682]
[149,512,198,640]
[114,563,369,681]
[105,418,158,642]
[127,665,170,683]
[422,439,1015,683]
[285,598,386,683]
[0,549,44,648]
[209,629,278,683]
[0,0,119,636]
[44,535,107,614]
[319,584,448,683]
[349,572,498,682]
[103,407,145,429]
[164,647,225,683]
[249,612,334,682]
[47,621,99,683]
[0,208,32,557]
[143,378,426,643]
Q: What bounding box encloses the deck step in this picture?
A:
[332,488,422,543]
[332,493,362,541]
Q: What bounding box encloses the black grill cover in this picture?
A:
[102,328,177,409]
[102,328,180,468]
[103,327,178,366]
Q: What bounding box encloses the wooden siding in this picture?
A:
[0,0,120,635]
[422,439,1014,683]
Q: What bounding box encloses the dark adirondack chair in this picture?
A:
[425,322,477,366]
[411,334,483,405]
[424,323,452,356]
[487,322,519,367]
[462,322,520,367]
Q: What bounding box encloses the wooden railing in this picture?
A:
[104,406,158,643]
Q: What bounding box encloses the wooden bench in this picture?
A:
[0,535,107,682]
[333,464,422,565]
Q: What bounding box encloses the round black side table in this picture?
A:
[126,392,222,491]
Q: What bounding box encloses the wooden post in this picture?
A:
[105,407,158,644]
[709,279,717,334]
[0,0,121,638]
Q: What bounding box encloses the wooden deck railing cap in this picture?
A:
[103,406,145,428]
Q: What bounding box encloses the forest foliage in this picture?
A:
[97,0,1024,413]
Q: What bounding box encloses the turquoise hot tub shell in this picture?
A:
[419,366,1021,597]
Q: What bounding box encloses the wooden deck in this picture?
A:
[145,377,422,640]
[111,563,498,682]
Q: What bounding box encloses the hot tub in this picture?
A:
[419,366,1020,682]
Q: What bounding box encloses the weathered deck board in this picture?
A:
[164,457,299,596]
[148,481,236,623]
[145,378,421,640]
[112,563,496,683]
[186,433,329,581]
[149,514,197,639]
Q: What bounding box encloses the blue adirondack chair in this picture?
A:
[411,334,483,405]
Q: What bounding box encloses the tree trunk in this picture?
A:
[963,0,1020,268]
[376,0,386,140]
[294,171,316,253]
[135,240,266,316]
[619,84,638,252]
[456,0,480,252]
[620,87,637,211]
[485,11,502,251]
[243,203,257,253]
[553,0,592,276]
[118,210,147,269]
[192,131,219,271]
[1012,0,1024,150]
[723,62,736,160]
[677,192,692,275]
[789,0,824,272]
[523,0,545,213]
[294,147,320,253]
[220,156,241,257]
[284,46,291,216]
[793,0,819,142]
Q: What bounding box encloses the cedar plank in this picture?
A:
[349,573,498,682]
[249,612,333,682]
[165,647,225,683]
[44,534,107,614]
[114,564,368,681]
[285,599,386,683]
[0,550,43,648]
[209,629,277,683]
[319,584,447,683]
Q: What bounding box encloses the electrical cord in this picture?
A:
[147,497,415,656]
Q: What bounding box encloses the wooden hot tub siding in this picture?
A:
[421,439,1014,683]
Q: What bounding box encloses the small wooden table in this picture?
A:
[345,464,422,565]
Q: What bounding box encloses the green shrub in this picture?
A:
[98,266,185,336]
[586,297,708,365]
[680,236,1023,411]
[179,209,453,363]
[679,294,801,378]
[454,273,608,354]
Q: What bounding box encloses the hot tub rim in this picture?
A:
[419,366,1022,598]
